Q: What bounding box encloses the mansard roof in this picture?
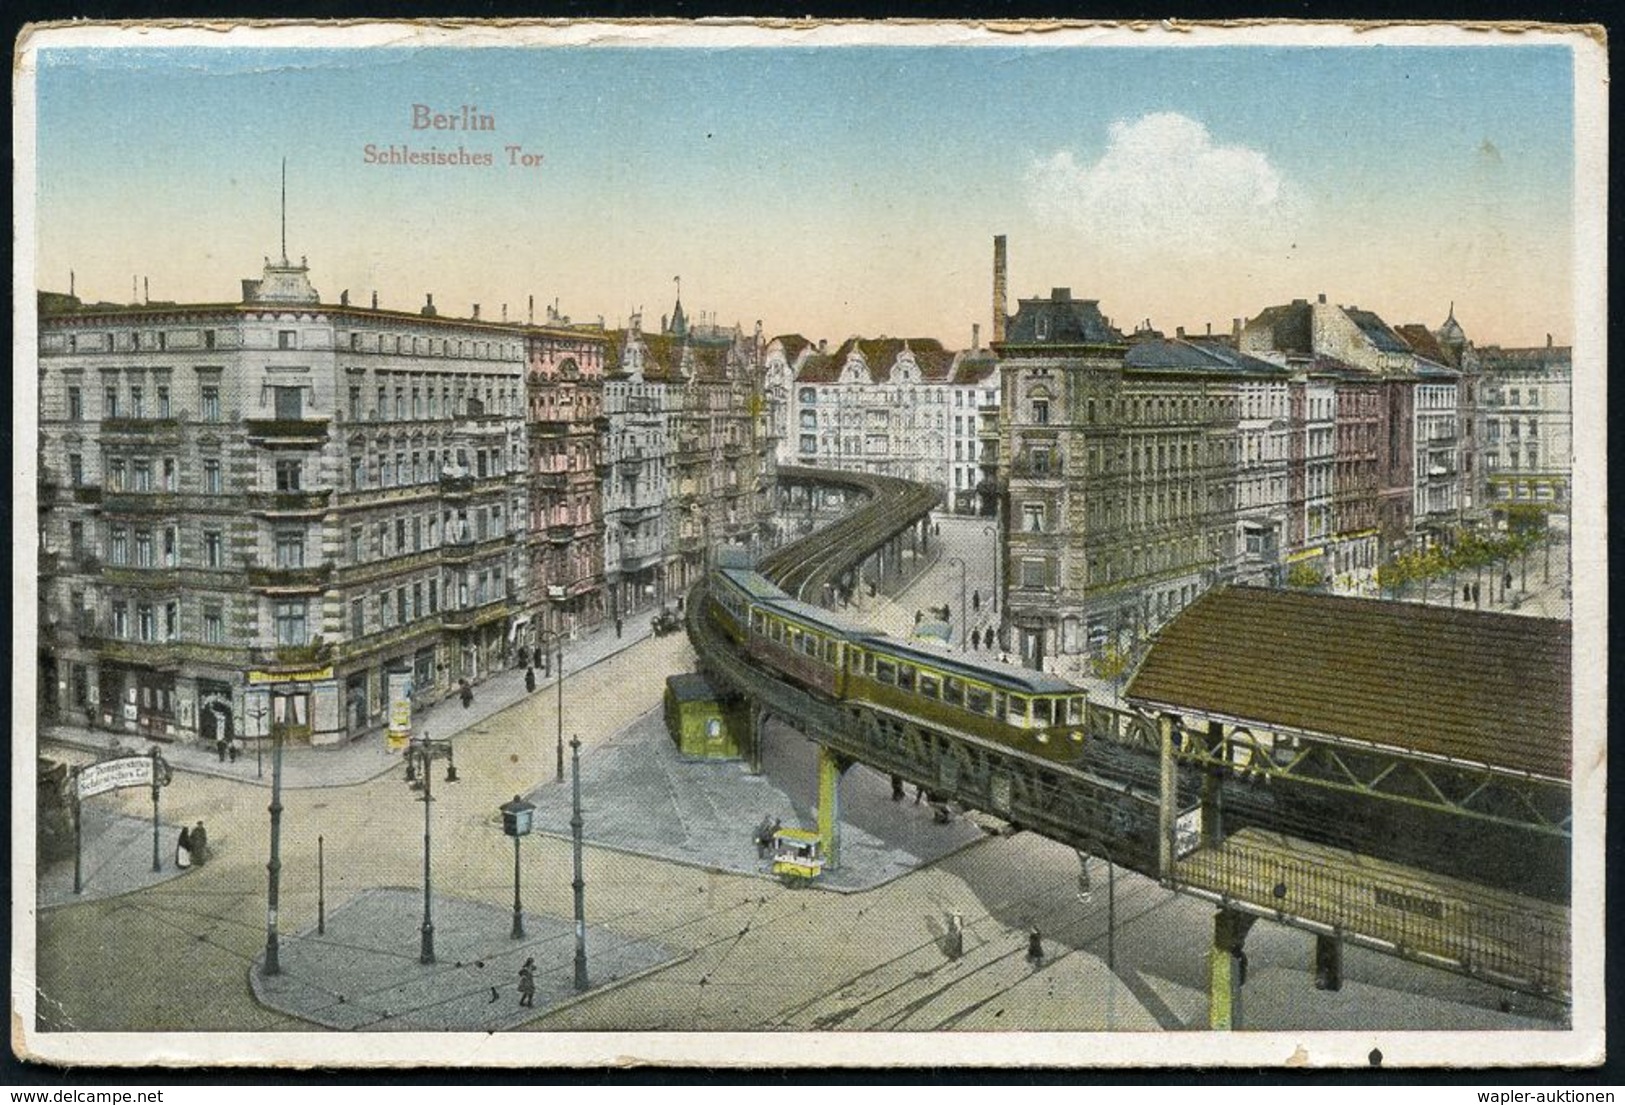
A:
[824,337,954,383]
[1001,290,1124,346]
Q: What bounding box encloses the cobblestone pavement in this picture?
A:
[250,887,681,1031]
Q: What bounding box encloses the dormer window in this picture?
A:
[1036,314,1049,340]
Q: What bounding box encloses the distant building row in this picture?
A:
[35,255,774,747]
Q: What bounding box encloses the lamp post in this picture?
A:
[404,735,460,964]
[947,557,968,652]
[537,629,566,783]
[983,524,1000,614]
[569,735,588,991]
[500,794,537,939]
[261,687,289,977]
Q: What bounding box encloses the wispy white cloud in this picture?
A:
[1026,112,1306,256]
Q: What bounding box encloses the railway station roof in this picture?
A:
[1124,586,1571,780]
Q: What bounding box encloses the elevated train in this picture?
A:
[704,557,1567,905]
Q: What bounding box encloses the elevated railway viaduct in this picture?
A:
[688,466,1571,1027]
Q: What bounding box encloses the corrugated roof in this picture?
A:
[1124,586,1570,780]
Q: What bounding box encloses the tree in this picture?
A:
[1286,561,1325,590]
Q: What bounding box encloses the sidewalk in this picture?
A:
[37,806,194,909]
[41,611,663,791]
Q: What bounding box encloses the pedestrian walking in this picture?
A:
[615,616,623,639]
[524,666,536,693]
[460,679,474,709]
[215,735,227,763]
[1473,581,1482,605]
[891,775,905,802]
[914,785,925,806]
[1464,583,1472,603]
[227,735,240,763]
[175,825,193,870]
[518,958,536,1007]
[189,821,209,866]
[972,590,981,612]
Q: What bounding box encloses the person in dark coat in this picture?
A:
[972,590,981,612]
[176,825,193,869]
[615,616,623,639]
[524,667,536,693]
[518,958,536,1007]
[215,735,227,762]
[460,679,474,709]
[189,821,208,866]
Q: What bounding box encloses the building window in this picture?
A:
[348,386,362,421]
[350,598,365,638]
[203,604,224,644]
[137,603,155,641]
[67,386,83,421]
[204,530,223,567]
[112,601,129,638]
[1020,558,1050,588]
[275,459,302,492]
[128,385,144,419]
[104,386,119,418]
[1031,399,1049,425]
[273,600,308,646]
[69,521,85,557]
[275,529,306,568]
[203,329,216,351]
[131,459,152,491]
[201,385,221,422]
[110,527,128,565]
[68,454,84,486]
[135,530,154,567]
[1022,503,1046,533]
[273,386,304,421]
[165,602,178,640]
[278,330,297,351]
[157,385,171,418]
[203,459,222,494]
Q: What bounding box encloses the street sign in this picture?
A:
[248,666,334,685]
[75,755,154,799]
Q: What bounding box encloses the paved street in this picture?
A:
[31,508,1568,1037]
[37,806,193,909]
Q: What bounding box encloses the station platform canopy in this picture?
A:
[1124,586,1571,781]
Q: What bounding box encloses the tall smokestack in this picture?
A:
[992,235,1008,344]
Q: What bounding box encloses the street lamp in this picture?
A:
[536,629,566,783]
[261,686,291,977]
[983,524,1000,614]
[499,794,537,939]
[403,735,460,964]
[947,557,968,652]
[569,735,588,991]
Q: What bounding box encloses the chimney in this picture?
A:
[371,290,379,310]
[421,293,437,317]
[143,276,149,303]
[992,235,1008,343]
[972,323,981,351]
[502,303,507,322]
[340,289,349,306]
[1318,293,1327,304]
[1232,317,1242,338]
[1206,322,1212,336]
[69,270,75,298]
[1176,326,1186,339]
[472,303,480,320]
[1547,333,1553,348]
[1051,287,1071,302]
[528,294,534,324]
[818,339,827,354]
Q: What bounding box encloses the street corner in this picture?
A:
[37,806,201,909]
[248,886,682,1031]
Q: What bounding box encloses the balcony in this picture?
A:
[100,563,181,588]
[248,489,333,516]
[621,542,665,572]
[1009,457,1064,481]
[547,523,575,546]
[101,417,182,441]
[83,636,183,671]
[722,440,746,459]
[249,639,336,670]
[442,599,513,631]
[72,485,103,505]
[534,470,568,492]
[246,561,334,592]
[441,536,510,564]
[102,490,183,515]
[244,418,330,446]
[440,472,475,497]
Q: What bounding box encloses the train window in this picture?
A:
[825,640,838,664]
[943,677,965,706]
[896,666,915,692]
[1008,696,1029,725]
[770,620,783,642]
[865,653,876,676]
[1068,697,1085,724]
[966,686,992,714]
[847,647,861,670]
[875,659,896,685]
[993,692,1006,718]
[801,632,818,656]
[1032,698,1054,726]
[752,611,766,633]
[918,674,940,698]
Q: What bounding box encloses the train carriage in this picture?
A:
[748,597,864,697]
[710,565,785,644]
[843,634,1092,765]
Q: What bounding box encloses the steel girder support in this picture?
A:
[1209,908,1257,1030]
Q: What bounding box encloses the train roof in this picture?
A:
[855,633,1081,694]
[912,619,954,642]
[768,597,874,636]
[715,566,787,601]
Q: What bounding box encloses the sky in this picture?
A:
[27,33,1580,349]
